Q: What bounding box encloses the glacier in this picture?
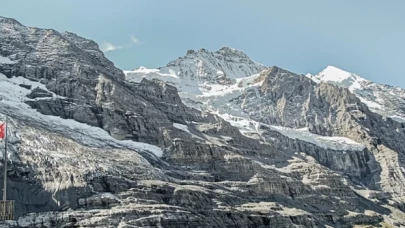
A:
[1,16,405,227]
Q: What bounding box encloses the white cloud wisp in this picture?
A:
[100,42,123,52]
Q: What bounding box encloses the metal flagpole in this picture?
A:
[3,115,7,216]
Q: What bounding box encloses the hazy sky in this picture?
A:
[1,0,404,87]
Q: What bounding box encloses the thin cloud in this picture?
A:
[100,42,122,52]
[100,36,141,53]
[130,35,140,44]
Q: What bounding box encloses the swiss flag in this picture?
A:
[0,122,5,139]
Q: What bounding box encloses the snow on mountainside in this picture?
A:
[125,47,266,95]
[4,16,405,227]
[308,65,405,122]
[0,54,15,64]
[163,47,266,80]
[217,113,366,152]
[309,66,366,91]
[125,50,367,152]
[0,73,164,158]
[125,53,405,227]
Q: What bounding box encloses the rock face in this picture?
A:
[125,47,266,95]
[1,16,405,227]
[163,47,266,80]
[308,65,405,122]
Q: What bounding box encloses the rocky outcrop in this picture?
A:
[309,65,405,122]
[233,66,405,211]
[260,126,379,181]
[0,115,391,228]
[164,47,266,81]
[126,47,405,225]
[26,87,53,99]
[1,16,405,227]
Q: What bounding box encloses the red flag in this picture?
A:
[0,123,5,139]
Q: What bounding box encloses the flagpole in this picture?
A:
[3,115,7,216]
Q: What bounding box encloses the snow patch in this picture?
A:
[173,122,206,140]
[173,123,191,134]
[311,65,405,124]
[125,66,263,102]
[316,66,358,83]
[358,97,383,109]
[269,126,366,151]
[219,114,365,151]
[0,73,164,158]
[124,66,159,74]
[0,55,15,64]
[312,66,366,92]
[390,115,405,123]
[125,47,265,96]
[125,62,366,153]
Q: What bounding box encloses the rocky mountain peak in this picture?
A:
[216,46,249,58]
[156,47,266,83]
[312,65,367,88]
[307,65,405,122]
[0,16,22,26]
[0,17,124,82]
[3,15,405,227]
[60,31,101,52]
[184,46,255,61]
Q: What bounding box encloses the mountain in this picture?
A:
[125,50,405,226]
[308,65,405,122]
[1,16,405,227]
[125,47,266,96]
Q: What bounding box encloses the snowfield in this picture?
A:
[308,65,405,122]
[0,73,164,158]
[125,62,366,152]
[0,54,15,64]
[2,14,405,226]
[219,113,365,151]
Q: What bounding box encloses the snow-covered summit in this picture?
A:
[126,60,369,153]
[308,65,367,91]
[125,47,266,95]
[315,65,360,81]
[186,47,249,58]
[3,16,405,227]
[0,55,15,64]
[0,16,23,26]
[128,47,264,79]
[309,65,405,122]
[164,47,266,80]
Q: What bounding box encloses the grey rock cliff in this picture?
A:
[309,65,405,122]
[0,16,404,227]
[230,66,405,212]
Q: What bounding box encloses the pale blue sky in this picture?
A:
[1,0,404,87]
